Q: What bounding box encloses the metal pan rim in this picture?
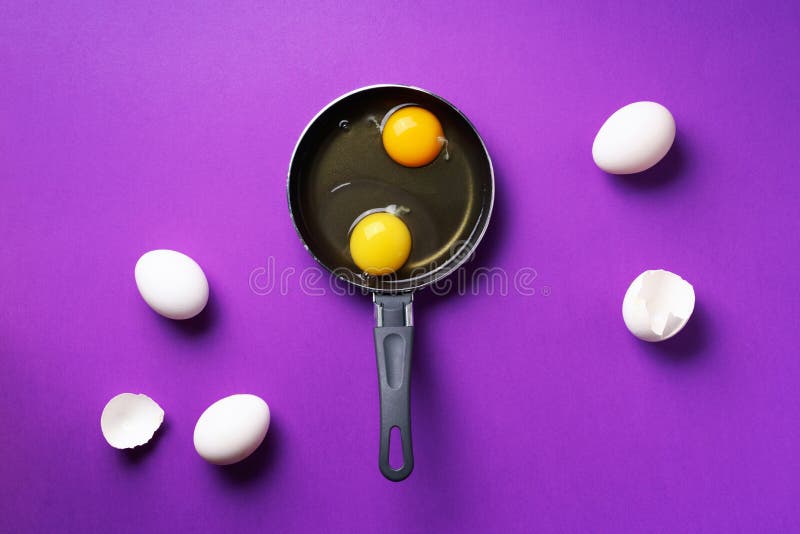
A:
[287,83,495,293]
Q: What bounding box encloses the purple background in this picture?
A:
[2,1,799,532]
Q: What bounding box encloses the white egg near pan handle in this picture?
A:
[373,293,415,482]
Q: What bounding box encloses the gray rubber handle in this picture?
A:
[373,294,414,481]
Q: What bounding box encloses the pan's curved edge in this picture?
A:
[287,84,495,293]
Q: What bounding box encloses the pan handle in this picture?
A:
[373,293,414,481]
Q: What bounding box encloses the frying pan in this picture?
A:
[287,84,494,481]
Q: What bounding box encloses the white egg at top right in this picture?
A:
[592,101,676,175]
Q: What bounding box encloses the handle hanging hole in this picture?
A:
[389,426,404,470]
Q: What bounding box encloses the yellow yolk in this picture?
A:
[381,106,444,167]
[349,212,412,276]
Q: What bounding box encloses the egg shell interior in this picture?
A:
[622,269,695,342]
[100,393,165,449]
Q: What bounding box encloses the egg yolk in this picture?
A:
[349,212,412,276]
[381,106,444,167]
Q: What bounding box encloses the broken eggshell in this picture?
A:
[622,269,695,342]
[101,393,165,449]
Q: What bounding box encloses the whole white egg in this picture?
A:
[134,249,209,320]
[193,394,271,465]
[592,101,676,174]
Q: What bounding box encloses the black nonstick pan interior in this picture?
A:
[288,84,494,292]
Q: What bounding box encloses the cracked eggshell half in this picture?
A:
[101,393,165,449]
[622,269,695,342]
[193,394,270,465]
[592,101,676,174]
[135,249,209,320]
